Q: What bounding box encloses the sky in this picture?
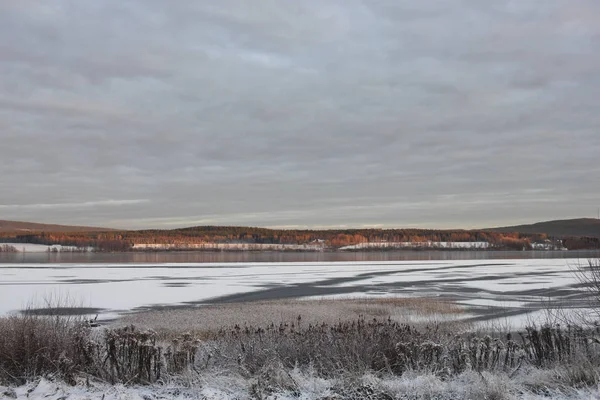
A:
[1,0,599,230]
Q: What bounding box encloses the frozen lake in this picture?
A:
[1,254,598,326]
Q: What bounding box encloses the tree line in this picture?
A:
[1,226,596,251]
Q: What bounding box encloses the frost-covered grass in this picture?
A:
[4,311,600,399]
[0,295,94,386]
[3,367,600,399]
[4,291,600,399]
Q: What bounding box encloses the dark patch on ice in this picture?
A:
[62,278,134,284]
[144,276,212,282]
[20,307,105,316]
[461,308,534,324]
[162,282,191,287]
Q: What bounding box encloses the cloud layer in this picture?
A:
[1,0,599,229]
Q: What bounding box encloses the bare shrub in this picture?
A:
[0,313,93,385]
[163,332,201,374]
[0,293,199,386]
[98,325,162,384]
[89,326,203,384]
[0,317,203,386]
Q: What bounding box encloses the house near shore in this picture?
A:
[531,239,567,251]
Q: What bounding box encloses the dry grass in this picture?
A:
[5,294,600,395]
[118,297,465,340]
[0,313,91,385]
[3,307,600,395]
[0,294,198,385]
[0,316,199,385]
[197,318,600,387]
[0,295,96,385]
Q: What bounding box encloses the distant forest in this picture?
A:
[0,226,598,252]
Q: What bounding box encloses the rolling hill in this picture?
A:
[486,218,600,238]
[0,220,114,233]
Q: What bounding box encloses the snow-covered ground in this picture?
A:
[0,243,84,253]
[0,259,593,327]
[339,241,490,250]
[133,243,324,251]
[3,370,600,400]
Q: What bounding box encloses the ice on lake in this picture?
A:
[0,258,594,327]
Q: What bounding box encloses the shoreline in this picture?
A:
[2,247,600,255]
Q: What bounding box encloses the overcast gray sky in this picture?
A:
[1,0,599,230]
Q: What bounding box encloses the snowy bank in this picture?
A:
[0,243,86,253]
[3,369,600,400]
[339,241,490,250]
[132,243,325,251]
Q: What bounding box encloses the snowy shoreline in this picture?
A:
[0,243,87,253]
[4,371,600,400]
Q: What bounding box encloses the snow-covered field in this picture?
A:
[133,243,325,251]
[339,241,490,250]
[0,243,84,253]
[0,259,593,327]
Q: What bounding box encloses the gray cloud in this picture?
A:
[1,0,599,229]
[0,199,149,210]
